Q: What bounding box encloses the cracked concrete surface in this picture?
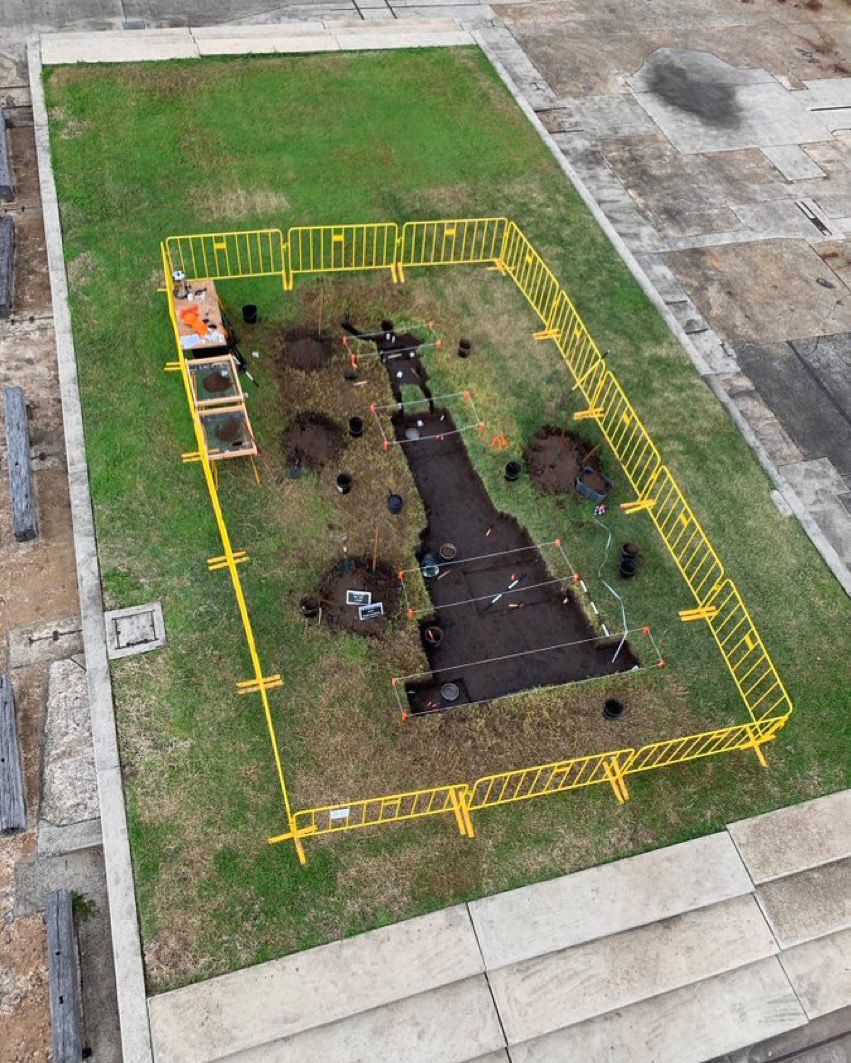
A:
[487,0,851,592]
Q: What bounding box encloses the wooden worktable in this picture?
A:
[173,278,228,353]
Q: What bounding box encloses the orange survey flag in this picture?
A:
[179,305,209,337]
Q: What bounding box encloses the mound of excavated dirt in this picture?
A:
[280,327,337,371]
[281,412,345,471]
[317,557,399,637]
[524,425,600,495]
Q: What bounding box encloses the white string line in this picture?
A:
[372,390,472,411]
[393,628,639,682]
[398,539,562,577]
[404,574,573,616]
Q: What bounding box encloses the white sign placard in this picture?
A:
[329,807,351,822]
[359,602,384,620]
[346,590,372,606]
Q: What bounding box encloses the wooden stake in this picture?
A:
[371,525,379,573]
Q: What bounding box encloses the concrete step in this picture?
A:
[469,832,753,969]
[728,790,851,883]
[507,958,807,1063]
[780,928,851,1020]
[148,905,484,1063]
[225,977,505,1063]
[757,858,851,948]
[489,894,777,1045]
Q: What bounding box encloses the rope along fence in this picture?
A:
[160,217,793,862]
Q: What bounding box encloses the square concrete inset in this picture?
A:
[104,601,165,660]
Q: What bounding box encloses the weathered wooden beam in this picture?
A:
[0,674,26,833]
[47,890,83,1063]
[0,213,14,318]
[0,106,14,202]
[4,386,38,541]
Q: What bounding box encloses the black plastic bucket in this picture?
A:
[348,416,365,438]
[336,472,353,495]
[505,460,522,482]
[242,304,258,325]
[603,698,625,720]
[458,338,472,358]
[423,624,444,648]
[388,493,404,514]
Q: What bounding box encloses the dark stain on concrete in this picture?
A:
[648,57,740,127]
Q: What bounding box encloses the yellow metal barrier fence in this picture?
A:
[399,217,507,276]
[286,223,399,287]
[165,229,286,284]
[160,216,795,863]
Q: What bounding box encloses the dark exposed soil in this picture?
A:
[214,415,246,444]
[393,407,638,712]
[281,412,346,471]
[280,327,337,372]
[203,367,234,393]
[524,425,601,496]
[343,319,431,402]
[317,556,400,636]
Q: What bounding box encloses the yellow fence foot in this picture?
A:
[181,450,202,464]
[604,758,630,804]
[236,674,283,696]
[533,328,559,341]
[574,407,604,422]
[620,497,655,515]
[207,550,248,572]
[163,361,182,372]
[449,787,470,838]
[678,605,719,622]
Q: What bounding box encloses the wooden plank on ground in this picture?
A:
[0,106,13,202]
[0,674,26,832]
[4,385,38,541]
[0,213,14,318]
[47,889,83,1063]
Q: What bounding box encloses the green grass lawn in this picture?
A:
[45,48,850,992]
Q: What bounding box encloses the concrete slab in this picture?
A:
[103,601,165,660]
[194,33,339,55]
[335,28,472,48]
[757,858,851,948]
[720,371,804,467]
[37,816,102,856]
[14,846,104,917]
[508,957,806,1063]
[40,29,199,65]
[780,928,851,1020]
[728,790,851,884]
[7,613,83,670]
[735,342,851,481]
[41,658,98,829]
[211,977,505,1063]
[763,145,827,182]
[665,239,851,345]
[791,332,851,418]
[468,832,752,970]
[801,79,851,111]
[551,94,658,138]
[148,905,485,1063]
[488,895,777,1044]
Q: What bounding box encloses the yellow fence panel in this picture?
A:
[290,784,471,839]
[705,580,794,722]
[641,465,725,604]
[623,715,787,775]
[400,217,508,270]
[585,372,662,500]
[286,223,399,284]
[499,221,562,330]
[165,229,286,282]
[467,750,632,811]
